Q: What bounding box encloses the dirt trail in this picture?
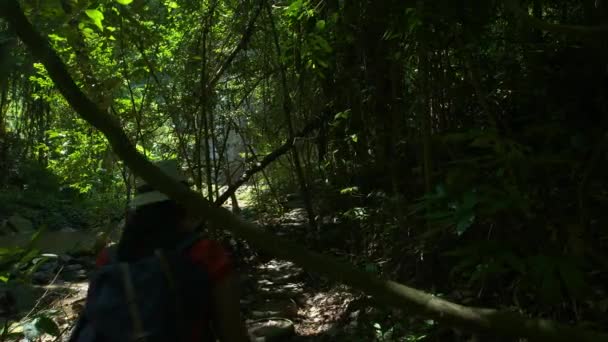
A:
[243,257,355,341]
[240,206,357,341]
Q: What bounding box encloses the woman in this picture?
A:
[95,160,250,342]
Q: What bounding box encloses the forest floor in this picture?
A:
[12,204,362,342]
[241,206,360,341]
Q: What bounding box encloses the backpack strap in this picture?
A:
[119,263,148,342]
[105,245,118,263]
[155,249,188,342]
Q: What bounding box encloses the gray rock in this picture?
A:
[0,220,11,236]
[59,254,73,263]
[64,264,83,272]
[63,269,88,281]
[6,214,34,233]
[281,209,308,223]
[32,271,52,285]
[36,259,59,274]
[248,318,295,342]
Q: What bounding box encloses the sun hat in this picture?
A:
[130,159,189,208]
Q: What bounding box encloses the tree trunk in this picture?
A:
[265,0,316,231]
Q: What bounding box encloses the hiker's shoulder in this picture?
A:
[188,238,232,279]
[188,238,229,260]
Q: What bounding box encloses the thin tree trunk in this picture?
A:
[202,101,214,201]
[223,160,241,214]
[197,16,214,200]
[264,0,316,232]
[418,2,432,196]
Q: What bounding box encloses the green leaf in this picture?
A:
[47,34,66,42]
[334,109,351,121]
[340,186,358,195]
[115,0,133,4]
[350,134,358,143]
[286,0,304,18]
[167,1,179,9]
[315,20,326,31]
[34,315,60,337]
[85,9,104,31]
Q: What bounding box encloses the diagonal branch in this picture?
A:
[215,111,332,206]
[3,2,608,341]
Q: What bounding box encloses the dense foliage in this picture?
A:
[2,0,608,340]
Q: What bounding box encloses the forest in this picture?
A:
[1,0,608,341]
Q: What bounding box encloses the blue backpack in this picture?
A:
[69,234,212,342]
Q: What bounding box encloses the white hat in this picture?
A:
[130,160,189,208]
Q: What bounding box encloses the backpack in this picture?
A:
[69,234,211,342]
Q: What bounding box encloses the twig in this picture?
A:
[53,321,75,342]
[24,266,64,320]
[215,111,331,205]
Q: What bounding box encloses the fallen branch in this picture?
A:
[504,0,608,36]
[2,2,607,341]
[215,111,330,206]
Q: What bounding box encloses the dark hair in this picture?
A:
[116,200,188,261]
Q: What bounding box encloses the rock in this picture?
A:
[248,318,295,342]
[1,214,34,235]
[0,220,10,236]
[321,216,340,226]
[64,264,83,272]
[63,269,88,281]
[8,214,34,233]
[282,209,307,223]
[72,256,94,269]
[32,271,52,285]
[258,282,305,300]
[36,259,59,274]
[59,254,73,263]
[250,300,299,319]
[0,230,98,255]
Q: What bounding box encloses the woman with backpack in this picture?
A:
[70,160,250,342]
